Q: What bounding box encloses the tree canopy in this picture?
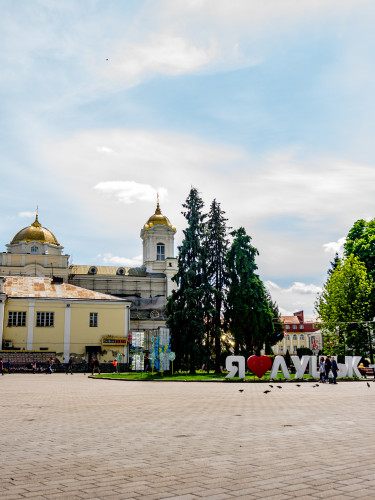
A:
[315,254,374,357]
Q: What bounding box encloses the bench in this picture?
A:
[358,367,375,379]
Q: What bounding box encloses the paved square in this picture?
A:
[1,375,375,499]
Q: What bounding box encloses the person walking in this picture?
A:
[112,358,117,374]
[319,357,325,383]
[0,358,4,376]
[331,356,339,384]
[6,359,11,374]
[66,357,73,375]
[325,355,332,384]
[92,357,100,375]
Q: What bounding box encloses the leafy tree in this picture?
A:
[315,254,374,358]
[284,349,291,368]
[296,347,313,357]
[344,219,375,314]
[204,199,230,373]
[225,227,274,356]
[166,188,208,374]
[264,290,284,354]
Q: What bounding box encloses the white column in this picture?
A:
[63,304,71,363]
[27,302,35,350]
[7,254,11,265]
[0,297,5,348]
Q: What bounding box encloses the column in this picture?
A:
[0,297,5,348]
[27,302,35,350]
[63,304,71,363]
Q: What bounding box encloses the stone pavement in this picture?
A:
[1,375,375,500]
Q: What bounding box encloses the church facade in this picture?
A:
[0,201,178,356]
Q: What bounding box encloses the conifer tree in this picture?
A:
[166,187,208,374]
[264,291,284,354]
[225,227,274,356]
[204,199,230,373]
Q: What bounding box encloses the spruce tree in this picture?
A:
[225,227,274,356]
[205,199,230,373]
[166,187,208,374]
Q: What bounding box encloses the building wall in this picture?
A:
[2,297,130,364]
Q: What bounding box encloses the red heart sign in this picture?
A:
[247,355,272,378]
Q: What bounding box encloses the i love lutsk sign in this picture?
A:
[226,355,364,379]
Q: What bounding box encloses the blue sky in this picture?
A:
[2,0,375,314]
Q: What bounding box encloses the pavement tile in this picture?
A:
[2,375,375,500]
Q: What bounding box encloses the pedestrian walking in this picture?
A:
[319,357,325,382]
[0,358,3,376]
[331,356,339,384]
[112,358,117,373]
[5,359,11,374]
[92,357,100,375]
[325,355,332,384]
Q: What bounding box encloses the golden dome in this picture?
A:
[11,215,60,245]
[144,199,176,232]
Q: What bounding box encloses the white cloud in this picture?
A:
[99,35,216,87]
[323,236,346,256]
[18,211,35,218]
[94,181,168,204]
[98,253,143,267]
[265,280,322,315]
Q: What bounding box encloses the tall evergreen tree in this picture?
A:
[204,199,230,373]
[225,227,274,356]
[264,291,284,354]
[328,252,340,277]
[166,188,208,374]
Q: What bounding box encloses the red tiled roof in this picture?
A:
[280,316,300,325]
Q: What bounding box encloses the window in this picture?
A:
[293,334,297,341]
[36,312,54,327]
[30,245,39,254]
[293,346,297,353]
[156,243,165,261]
[8,311,26,327]
[292,325,297,329]
[286,334,290,341]
[300,324,304,330]
[90,312,98,327]
[279,346,283,353]
[300,334,304,341]
[88,266,97,275]
[313,324,318,329]
[285,325,290,329]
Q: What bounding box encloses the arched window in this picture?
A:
[286,334,290,341]
[31,245,39,254]
[300,334,304,341]
[293,334,297,341]
[156,243,165,261]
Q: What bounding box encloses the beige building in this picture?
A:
[273,311,322,355]
[0,200,177,349]
[0,276,131,365]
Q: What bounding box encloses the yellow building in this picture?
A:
[0,200,178,351]
[0,276,131,365]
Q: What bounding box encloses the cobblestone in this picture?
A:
[1,375,375,499]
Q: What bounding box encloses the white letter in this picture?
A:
[291,356,310,378]
[225,356,245,379]
[270,356,290,379]
[309,356,320,378]
[344,356,362,378]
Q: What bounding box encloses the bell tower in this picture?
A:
[140,197,177,295]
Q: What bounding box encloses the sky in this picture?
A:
[1,0,375,315]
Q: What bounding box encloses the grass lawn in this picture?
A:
[92,371,343,382]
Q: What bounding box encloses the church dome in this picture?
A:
[11,215,60,245]
[144,199,176,232]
